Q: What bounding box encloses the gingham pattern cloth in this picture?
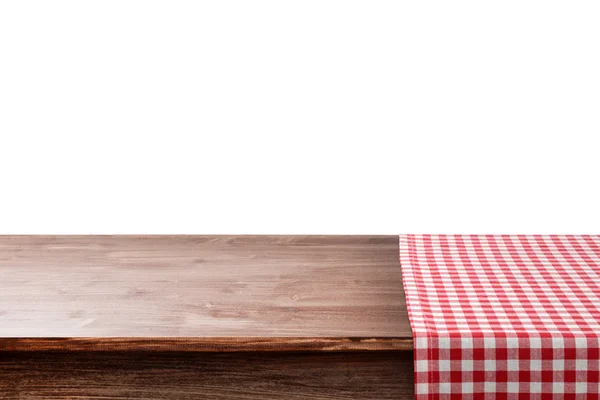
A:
[399,235,600,399]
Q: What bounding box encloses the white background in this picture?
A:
[1,1,598,233]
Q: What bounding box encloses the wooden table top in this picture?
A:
[0,236,412,351]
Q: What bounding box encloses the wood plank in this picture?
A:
[0,337,413,352]
[0,351,415,399]
[0,235,412,351]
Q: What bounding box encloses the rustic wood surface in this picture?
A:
[0,235,412,351]
[0,351,415,399]
[0,336,413,352]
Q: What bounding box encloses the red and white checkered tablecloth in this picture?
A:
[399,235,600,399]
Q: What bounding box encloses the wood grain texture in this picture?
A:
[0,351,415,399]
[0,235,412,351]
[0,337,413,352]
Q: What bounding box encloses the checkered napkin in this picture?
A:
[399,235,600,399]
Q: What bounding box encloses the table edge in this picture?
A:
[0,336,414,352]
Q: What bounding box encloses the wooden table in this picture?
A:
[0,236,414,399]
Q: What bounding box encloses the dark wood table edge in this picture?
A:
[0,337,414,352]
